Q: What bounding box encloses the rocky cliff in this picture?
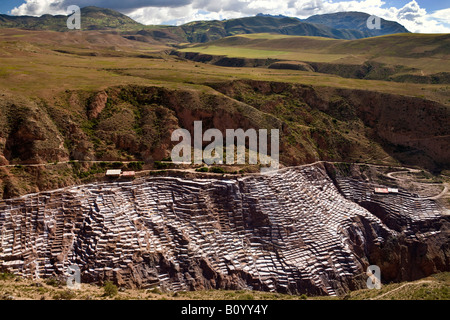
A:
[1,80,448,199]
[0,163,448,295]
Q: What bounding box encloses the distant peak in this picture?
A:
[256,13,292,19]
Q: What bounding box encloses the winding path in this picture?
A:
[370,280,434,300]
[386,168,449,200]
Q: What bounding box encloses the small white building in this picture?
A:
[106,169,122,177]
[374,187,399,194]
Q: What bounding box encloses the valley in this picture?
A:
[0,7,449,300]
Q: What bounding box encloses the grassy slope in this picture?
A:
[0,29,447,103]
[0,28,448,198]
[1,272,448,300]
[0,6,148,32]
[346,272,450,300]
[180,33,450,74]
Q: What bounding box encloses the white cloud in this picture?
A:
[11,1,193,16]
[431,8,450,24]
[9,0,450,33]
[397,0,425,21]
[289,0,388,18]
[11,0,66,16]
[427,8,450,32]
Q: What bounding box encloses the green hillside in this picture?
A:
[171,15,372,42]
[184,33,449,60]
[0,6,146,31]
[177,33,450,82]
[305,11,410,36]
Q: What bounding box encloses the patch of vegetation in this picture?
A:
[210,167,226,174]
[111,162,124,169]
[238,293,255,300]
[45,278,61,287]
[0,273,16,281]
[335,162,352,176]
[69,162,106,179]
[127,161,144,171]
[154,161,171,170]
[103,281,118,297]
[148,288,163,295]
[52,290,76,300]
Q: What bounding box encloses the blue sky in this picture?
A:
[383,0,446,11]
[1,0,448,14]
[0,1,23,14]
[1,0,449,32]
[0,0,447,13]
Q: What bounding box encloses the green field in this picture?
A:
[181,45,292,59]
[180,33,450,73]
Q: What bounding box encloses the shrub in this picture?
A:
[127,161,144,171]
[53,290,76,300]
[210,167,225,174]
[195,167,209,172]
[239,293,254,300]
[45,278,60,287]
[154,161,170,170]
[342,293,351,300]
[148,287,163,295]
[103,281,118,297]
[0,272,16,280]
[111,162,124,169]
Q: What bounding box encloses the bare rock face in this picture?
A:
[0,137,7,166]
[88,91,108,120]
[0,164,448,295]
[1,101,69,164]
[0,155,8,166]
[325,163,450,282]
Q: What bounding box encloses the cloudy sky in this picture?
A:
[1,0,449,33]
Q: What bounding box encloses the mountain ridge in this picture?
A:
[0,6,145,31]
[305,11,410,36]
[0,6,410,42]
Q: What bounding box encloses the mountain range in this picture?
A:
[0,6,409,42]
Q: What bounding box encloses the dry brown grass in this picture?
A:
[1,272,448,300]
[0,29,448,105]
